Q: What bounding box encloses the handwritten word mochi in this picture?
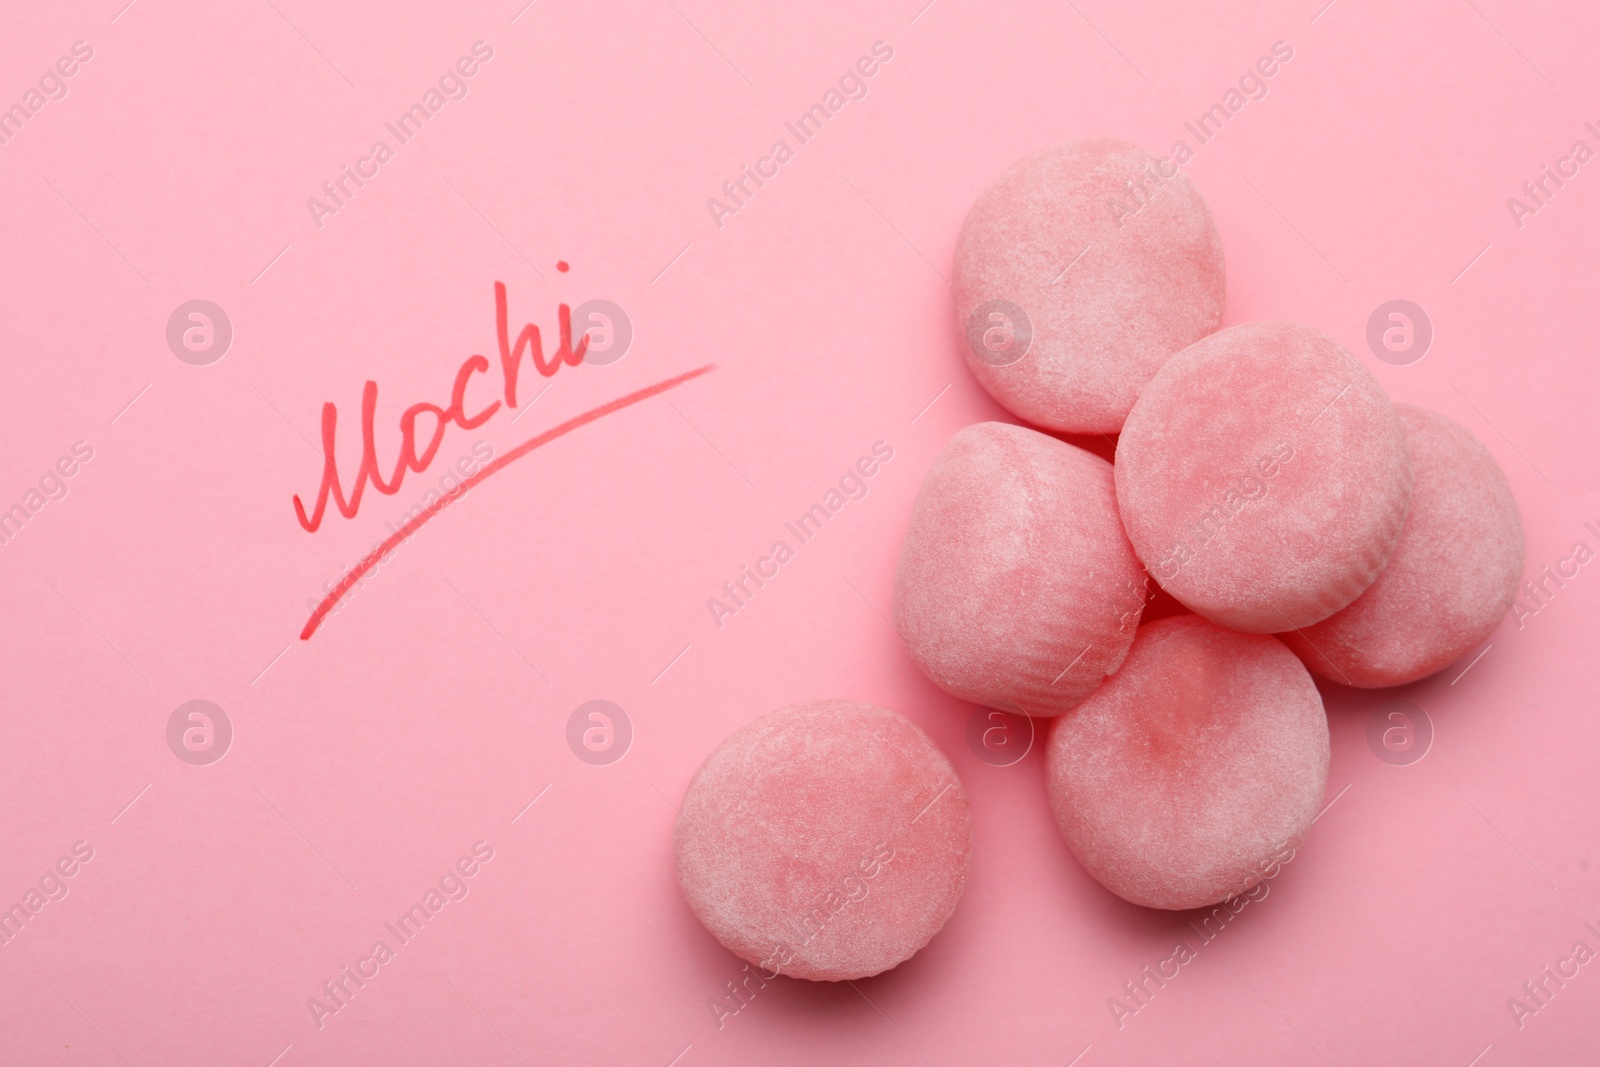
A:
[675,700,971,981]
[1116,321,1413,633]
[1281,404,1525,686]
[953,138,1225,433]
[1046,616,1329,910]
[894,422,1147,717]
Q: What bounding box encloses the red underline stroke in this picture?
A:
[299,363,717,641]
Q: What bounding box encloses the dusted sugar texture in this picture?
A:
[894,422,1148,718]
[675,700,972,981]
[1046,616,1329,910]
[1116,321,1413,632]
[1281,404,1525,686]
[953,138,1225,433]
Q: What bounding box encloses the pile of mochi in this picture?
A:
[673,139,1525,983]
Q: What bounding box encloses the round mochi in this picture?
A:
[1116,321,1413,633]
[1281,404,1525,687]
[1046,616,1329,910]
[953,138,1225,434]
[675,700,972,981]
[894,422,1148,718]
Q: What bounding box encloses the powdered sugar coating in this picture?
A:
[1046,616,1329,910]
[675,700,972,981]
[894,422,1148,717]
[1281,404,1524,686]
[1115,321,1414,632]
[954,138,1225,433]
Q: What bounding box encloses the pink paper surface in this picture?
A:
[1,1,1597,1064]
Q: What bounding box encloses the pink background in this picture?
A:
[2,0,1597,1063]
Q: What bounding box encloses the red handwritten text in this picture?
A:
[294,282,589,533]
[290,280,715,641]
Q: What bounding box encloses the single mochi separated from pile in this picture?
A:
[1116,321,1414,633]
[1281,404,1525,687]
[894,421,1148,717]
[953,138,1226,434]
[1046,615,1329,910]
[675,700,971,981]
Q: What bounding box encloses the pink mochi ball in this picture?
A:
[1281,404,1525,687]
[1116,321,1414,633]
[675,700,972,981]
[1046,616,1330,910]
[894,422,1148,718]
[953,138,1225,434]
